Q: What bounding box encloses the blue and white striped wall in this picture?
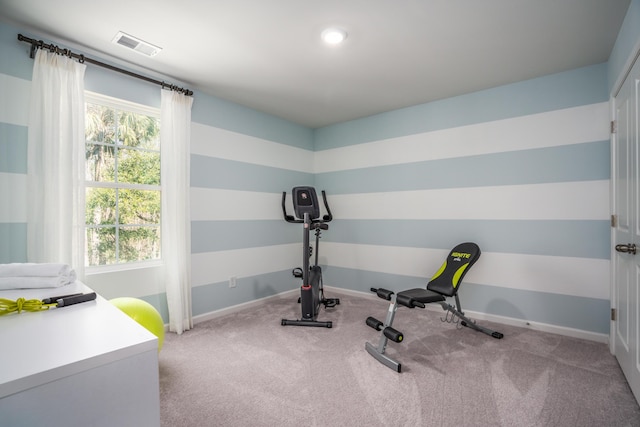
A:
[0,82,28,263]
[313,65,611,339]
[188,118,315,317]
[0,21,31,264]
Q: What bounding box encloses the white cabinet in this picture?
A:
[0,283,160,426]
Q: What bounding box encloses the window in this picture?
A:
[84,93,161,267]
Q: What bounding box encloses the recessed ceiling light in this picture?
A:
[112,31,162,57]
[321,28,347,45]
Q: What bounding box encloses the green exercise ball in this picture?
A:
[110,297,165,351]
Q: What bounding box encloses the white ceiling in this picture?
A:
[0,0,631,128]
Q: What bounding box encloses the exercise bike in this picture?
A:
[281,186,340,328]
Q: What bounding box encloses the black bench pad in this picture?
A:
[397,288,445,306]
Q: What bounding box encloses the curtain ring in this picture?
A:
[79,54,85,63]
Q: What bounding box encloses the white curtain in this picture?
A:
[161,89,194,334]
[27,49,86,280]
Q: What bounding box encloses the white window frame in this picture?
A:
[84,91,162,273]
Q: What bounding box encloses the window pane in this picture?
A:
[86,103,116,144]
[118,189,160,225]
[86,187,116,225]
[85,95,161,267]
[117,110,160,150]
[116,147,161,185]
[85,144,116,182]
[119,226,161,263]
[86,227,116,266]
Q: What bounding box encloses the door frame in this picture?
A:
[610,40,640,355]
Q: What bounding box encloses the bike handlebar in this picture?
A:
[282,190,332,224]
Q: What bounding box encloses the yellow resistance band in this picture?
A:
[0,297,57,316]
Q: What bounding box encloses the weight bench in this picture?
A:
[365,242,503,372]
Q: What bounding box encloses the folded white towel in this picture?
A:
[0,263,77,289]
[0,275,76,290]
[0,263,74,278]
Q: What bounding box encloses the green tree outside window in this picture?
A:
[85,96,161,267]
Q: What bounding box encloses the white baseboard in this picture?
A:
[459,308,608,343]
[192,288,298,325]
[190,285,609,344]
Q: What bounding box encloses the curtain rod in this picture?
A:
[17,34,193,96]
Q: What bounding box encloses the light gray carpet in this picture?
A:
[159,290,640,426]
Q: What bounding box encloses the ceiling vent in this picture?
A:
[112,31,162,57]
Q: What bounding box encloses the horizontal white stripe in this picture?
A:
[329,180,610,220]
[191,244,299,287]
[0,172,27,222]
[323,242,609,300]
[0,74,30,127]
[190,188,284,221]
[315,103,609,173]
[191,122,313,172]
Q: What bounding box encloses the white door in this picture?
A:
[613,55,640,402]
